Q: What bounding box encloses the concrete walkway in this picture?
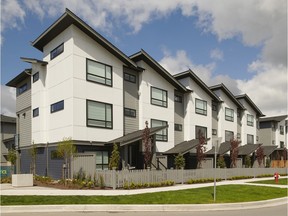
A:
[1,177,287,213]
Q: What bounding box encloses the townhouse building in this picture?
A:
[1,115,16,165]
[6,9,268,178]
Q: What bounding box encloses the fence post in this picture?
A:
[181,168,184,184]
[112,168,116,190]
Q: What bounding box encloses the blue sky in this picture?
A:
[1,0,287,116]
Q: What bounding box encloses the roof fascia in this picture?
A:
[6,69,32,87]
[21,57,48,66]
[236,94,265,117]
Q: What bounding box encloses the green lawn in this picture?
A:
[1,185,287,205]
[250,178,288,185]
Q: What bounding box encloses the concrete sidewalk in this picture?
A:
[1,177,287,213]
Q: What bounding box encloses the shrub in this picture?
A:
[1,177,11,184]
[217,156,226,168]
[174,154,185,169]
[99,175,105,189]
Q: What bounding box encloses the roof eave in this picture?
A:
[6,69,31,87]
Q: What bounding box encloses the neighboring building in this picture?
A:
[1,115,16,165]
[259,115,288,147]
[6,9,267,177]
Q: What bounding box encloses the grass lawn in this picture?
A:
[1,185,287,205]
[250,178,288,185]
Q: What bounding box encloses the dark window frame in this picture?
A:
[174,123,183,131]
[50,43,64,60]
[33,72,39,83]
[87,100,113,129]
[33,108,39,118]
[247,134,254,144]
[51,100,64,113]
[151,86,168,108]
[151,119,168,142]
[96,151,109,170]
[124,73,136,83]
[195,98,207,116]
[225,130,234,142]
[225,107,234,122]
[86,58,113,87]
[247,114,254,127]
[18,83,28,95]
[212,129,217,135]
[124,108,136,118]
[195,125,207,140]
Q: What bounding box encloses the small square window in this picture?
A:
[18,83,28,95]
[174,124,182,131]
[174,95,182,103]
[33,108,39,117]
[212,129,217,135]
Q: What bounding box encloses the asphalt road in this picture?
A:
[2,204,287,216]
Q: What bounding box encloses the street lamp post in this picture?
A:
[213,138,220,202]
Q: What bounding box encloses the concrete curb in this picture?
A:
[1,197,287,213]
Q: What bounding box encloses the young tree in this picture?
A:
[142,121,152,169]
[256,146,264,167]
[196,130,206,169]
[244,155,251,168]
[57,137,76,182]
[217,156,226,168]
[230,138,239,168]
[7,149,17,176]
[174,153,185,169]
[29,142,37,175]
[109,143,120,170]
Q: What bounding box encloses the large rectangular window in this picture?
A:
[195,99,207,115]
[151,119,168,141]
[195,126,207,139]
[87,59,112,86]
[225,130,234,142]
[50,43,64,60]
[151,87,167,107]
[51,100,64,113]
[225,108,234,122]
[247,134,254,144]
[124,108,136,118]
[124,73,136,83]
[87,100,112,129]
[96,151,109,170]
[247,114,254,126]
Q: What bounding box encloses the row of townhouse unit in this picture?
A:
[7,9,285,179]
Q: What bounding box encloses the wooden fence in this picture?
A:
[95,167,287,189]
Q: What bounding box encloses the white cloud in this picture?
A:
[210,48,224,61]
[0,85,16,117]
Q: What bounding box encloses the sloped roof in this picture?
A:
[209,83,245,110]
[130,49,188,93]
[6,69,31,87]
[32,8,138,69]
[106,125,168,146]
[261,145,277,156]
[174,69,221,102]
[259,115,287,122]
[164,139,201,155]
[235,94,265,117]
[205,141,231,155]
[238,144,262,156]
[1,115,16,123]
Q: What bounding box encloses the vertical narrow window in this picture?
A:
[87,59,112,86]
[280,125,284,135]
[87,100,113,129]
[33,72,39,83]
[151,87,167,107]
[50,43,64,60]
[225,130,234,142]
[33,108,39,117]
[247,114,254,126]
[247,134,254,144]
[212,101,217,111]
[51,100,64,113]
[96,151,109,170]
[151,119,168,141]
[225,108,234,122]
[195,99,207,115]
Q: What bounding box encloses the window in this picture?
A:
[96,151,109,170]
[280,125,284,135]
[212,129,217,135]
[225,108,234,122]
[151,119,168,141]
[212,102,217,111]
[87,59,112,86]
[280,141,284,148]
[124,73,136,83]
[51,100,64,113]
[151,87,167,107]
[225,130,234,142]
[237,133,241,140]
[195,99,207,115]
[124,108,136,118]
[174,124,182,131]
[247,114,254,126]
[33,108,39,117]
[87,100,112,129]
[33,72,39,83]
[18,83,28,95]
[195,126,207,139]
[174,95,182,103]
[237,109,241,118]
[50,43,64,60]
[247,134,254,144]
[51,150,63,160]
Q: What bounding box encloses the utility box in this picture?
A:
[12,174,33,187]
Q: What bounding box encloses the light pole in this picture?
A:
[213,138,221,202]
